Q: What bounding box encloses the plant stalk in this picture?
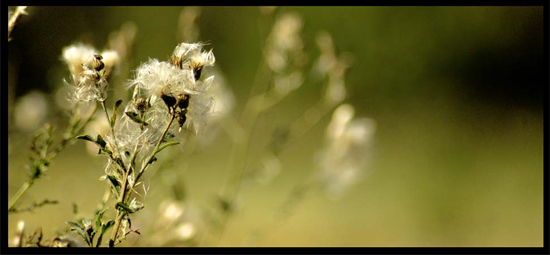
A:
[109,113,175,247]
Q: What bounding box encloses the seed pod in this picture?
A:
[177,94,190,110]
[169,55,184,69]
[161,93,177,109]
[177,112,187,128]
[135,98,150,114]
[193,66,202,81]
[94,55,105,71]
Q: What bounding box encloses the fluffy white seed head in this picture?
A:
[61,43,117,102]
[62,44,98,77]
[171,42,215,71]
[130,59,196,100]
[100,50,120,78]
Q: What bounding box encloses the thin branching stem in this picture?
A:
[215,57,272,246]
[7,181,32,211]
[109,113,176,247]
[100,100,121,157]
[8,101,98,212]
[134,113,176,188]
[51,102,99,158]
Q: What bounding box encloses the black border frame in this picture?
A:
[3,2,549,254]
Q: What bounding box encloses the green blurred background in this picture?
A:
[7,6,544,247]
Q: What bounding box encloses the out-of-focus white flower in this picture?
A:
[13,90,48,131]
[62,44,97,77]
[316,104,376,199]
[266,12,305,73]
[174,222,195,241]
[255,151,282,184]
[148,200,205,246]
[274,71,304,96]
[208,68,234,123]
[108,22,137,61]
[100,50,119,78]
[159,201,185,225]
[311,31,354,107]
[177,7,201,43]
[17,221,25,232]
[191,67,235,147]
[313,31,336,77]
[11,220,25,247]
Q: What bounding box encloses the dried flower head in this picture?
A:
[129,42,216,134]
[170,42,215,81]
[61,43,119,102]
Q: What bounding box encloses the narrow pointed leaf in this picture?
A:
[95,135,106,149]
[125,111,148,126]
[116,202,134,213]
[110,100,123,127]
[76,135,94,143]
[96,220,115,247]
[95,210,105,232]
[156,141,180,154]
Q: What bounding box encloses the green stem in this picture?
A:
[134,113,176,188]
[109,113,175,247]
[8,102,99,213]
[7,181,32,211]
[100,100,121,158]
[215,59,271,247]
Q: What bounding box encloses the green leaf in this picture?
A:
[116,202,135,213]
[111,100,123,128]
[96,135,107,149]
[96,220,115,247]
[156,141,180,154]
[66,221,83,230]
[95,210,105,233]
[100,147,113,156]
[217,196,233,213]
[74,227,91,246]
[125,111,148,126]
[107,175,120,188]
[164,132,175,139]
[73,203,78,215]
[76,135,94,143]
[146,156,158,167]
[66,221,91,246]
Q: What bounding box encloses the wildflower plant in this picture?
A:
[8,7,377,248]
[69,41,217,247]
[7,40,118,214]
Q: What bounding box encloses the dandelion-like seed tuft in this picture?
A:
[61,44,119,102]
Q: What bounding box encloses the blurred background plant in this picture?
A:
[7,6,544,247]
